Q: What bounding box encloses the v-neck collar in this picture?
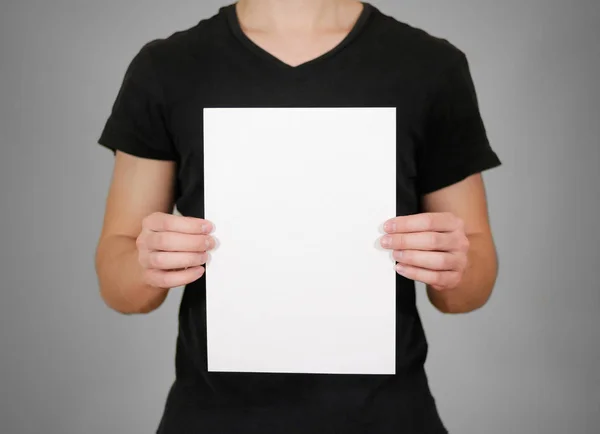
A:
[224,2,373,74]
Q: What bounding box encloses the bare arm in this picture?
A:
[95,151,175,314]
[95,151,212,315]
[381,173,498,315]
[421,174,498,314]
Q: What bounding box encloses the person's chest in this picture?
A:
[167,50,429,167]
[161,46,430,217]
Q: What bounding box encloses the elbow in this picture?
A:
[95,243,162,315]
[98,284,160,315]
[429,284,495,315]
[98,283,138,315]
[433,258,499,315]
[433,298,488,315]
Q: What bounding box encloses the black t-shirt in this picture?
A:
[98,3,501,433]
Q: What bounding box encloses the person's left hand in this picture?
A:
[380,212,470,291]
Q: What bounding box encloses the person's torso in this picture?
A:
[150,4,457,433]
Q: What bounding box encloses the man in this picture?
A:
[95,1,501,432]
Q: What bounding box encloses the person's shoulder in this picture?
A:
[136,6,229,65]
[369,5,467,72]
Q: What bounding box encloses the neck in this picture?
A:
[236,0,360,32]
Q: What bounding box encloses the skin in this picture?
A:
[236,0,365,67]
[95,0,498,315]
[382,175,498,314]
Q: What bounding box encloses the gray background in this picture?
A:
[1,0,598,433]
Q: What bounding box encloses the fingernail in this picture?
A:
[384,221,396,232]
[395,250,403,260]
[381,235,392,248]
[396,264,405,273]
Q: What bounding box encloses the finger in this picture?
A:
[144,213,213,235]
[147,232,215,252]
[394,264,461,290]
[393,250,465,271]
[380,232,454,251]
[384,213,462,234]
[143,251,209,270]
[143,266,205,289]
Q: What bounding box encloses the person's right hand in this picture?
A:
[136,212,215,289]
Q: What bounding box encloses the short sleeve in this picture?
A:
[416,52,501,195]
[98,42,177,160]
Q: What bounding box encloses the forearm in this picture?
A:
[428,233,498,314]
[95,235,169,315]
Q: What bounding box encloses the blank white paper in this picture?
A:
[203,107,397,375]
